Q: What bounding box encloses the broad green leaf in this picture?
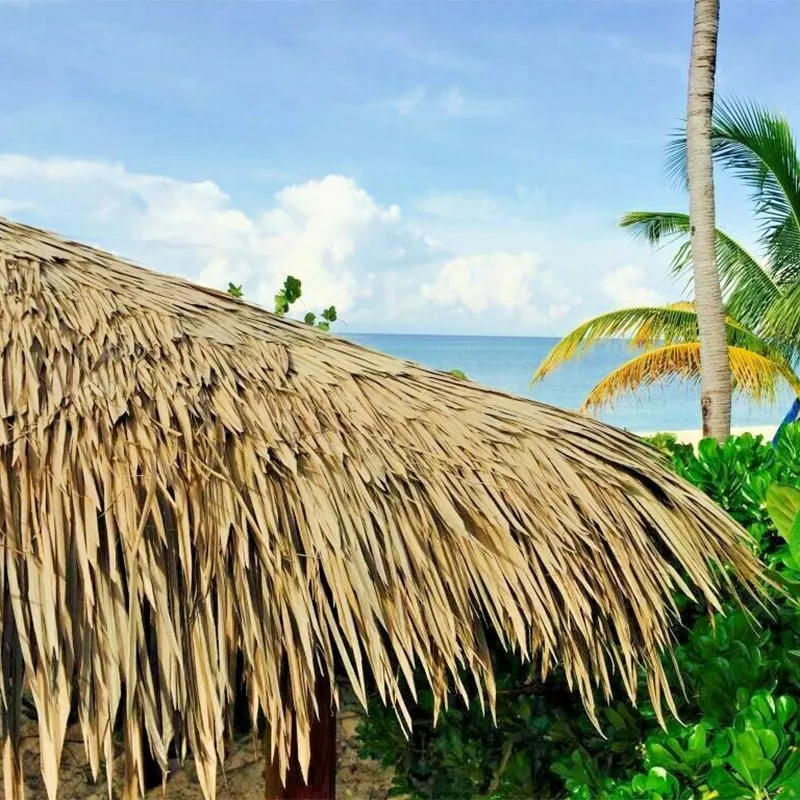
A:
[728,731,776,788]
[765,483,800,541]
[777,696,799,726]
[687,724,707,752]
[756,729,780,760]
[790,513,800,565]
[707,765,750,798]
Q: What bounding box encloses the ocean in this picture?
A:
[344,333,793,433]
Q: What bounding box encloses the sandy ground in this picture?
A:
[634,424,779,449]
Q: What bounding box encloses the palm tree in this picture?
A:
[533,100,800,430]
[532,295,800,417]
[686,0,730,440]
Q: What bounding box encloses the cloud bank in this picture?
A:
[0,154,671,333]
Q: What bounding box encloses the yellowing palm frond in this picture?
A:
[582,343,800,414]
[533,305,702,384]
[533,304,774,384]
[630,302,696,347]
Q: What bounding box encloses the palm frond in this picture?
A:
[620,210,781,330]
[764,280,800,347]
[632,301,696,348]
[533,304,781,384]
[621,211,695,246]
[582,343,800,413]
[532,306,704,384]
[666,99,800,285]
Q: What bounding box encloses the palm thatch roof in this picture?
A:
[0,216,764,798]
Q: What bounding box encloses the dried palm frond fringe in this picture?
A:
[0,217,766,798]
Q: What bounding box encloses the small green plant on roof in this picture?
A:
[226,275,338,331]
[273,275,302,314]
[226,282,244,299]
[358,423,800,799]
[227,278,469,379]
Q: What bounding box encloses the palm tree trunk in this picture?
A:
[687,0,731,440]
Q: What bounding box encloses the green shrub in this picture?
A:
[357,423,800,799]
[641,431,685,458]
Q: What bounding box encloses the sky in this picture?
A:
[1,0,797,336]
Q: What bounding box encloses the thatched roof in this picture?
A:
[0,216,764,798]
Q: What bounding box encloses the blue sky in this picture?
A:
[0,0,796,335]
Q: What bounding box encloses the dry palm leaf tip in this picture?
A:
[0,216,766,798]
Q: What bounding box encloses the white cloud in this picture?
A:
[421,251,579,319]
[0,196,32,216]
[1,153,667,334]
[600,264,665,308]
[0,155,432,318]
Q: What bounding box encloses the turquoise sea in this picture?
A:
[345,333,793,433]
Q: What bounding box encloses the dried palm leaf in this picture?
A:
[0,218,767,799]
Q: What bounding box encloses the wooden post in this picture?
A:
[266,679,337,799]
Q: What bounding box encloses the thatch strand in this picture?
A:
[0,217,765,798]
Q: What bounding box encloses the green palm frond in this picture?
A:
[620,210,781,330]
[721,316,797,362]
[765,280,800,346]
[582,343,800,414]
[666,99,800,285]
[621,211,694,246]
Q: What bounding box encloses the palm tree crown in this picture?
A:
[534,100,800,418]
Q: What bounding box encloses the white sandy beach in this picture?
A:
[635,425,779,448]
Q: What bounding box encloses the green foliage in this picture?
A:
[641,432,689,459]
[317,305,338,332]
[672,433,776,534]
[766,483,800,567]
[586,694,800,799]
[448,369,468,380]
[226,276,338,332]
[358,651,606,799]
[537,101,800,413]
[274,275,302,314]
[358,423,800,799]
[667,99,800,293]
[621,211,781,334]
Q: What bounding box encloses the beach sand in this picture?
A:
[634,425,779,449]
